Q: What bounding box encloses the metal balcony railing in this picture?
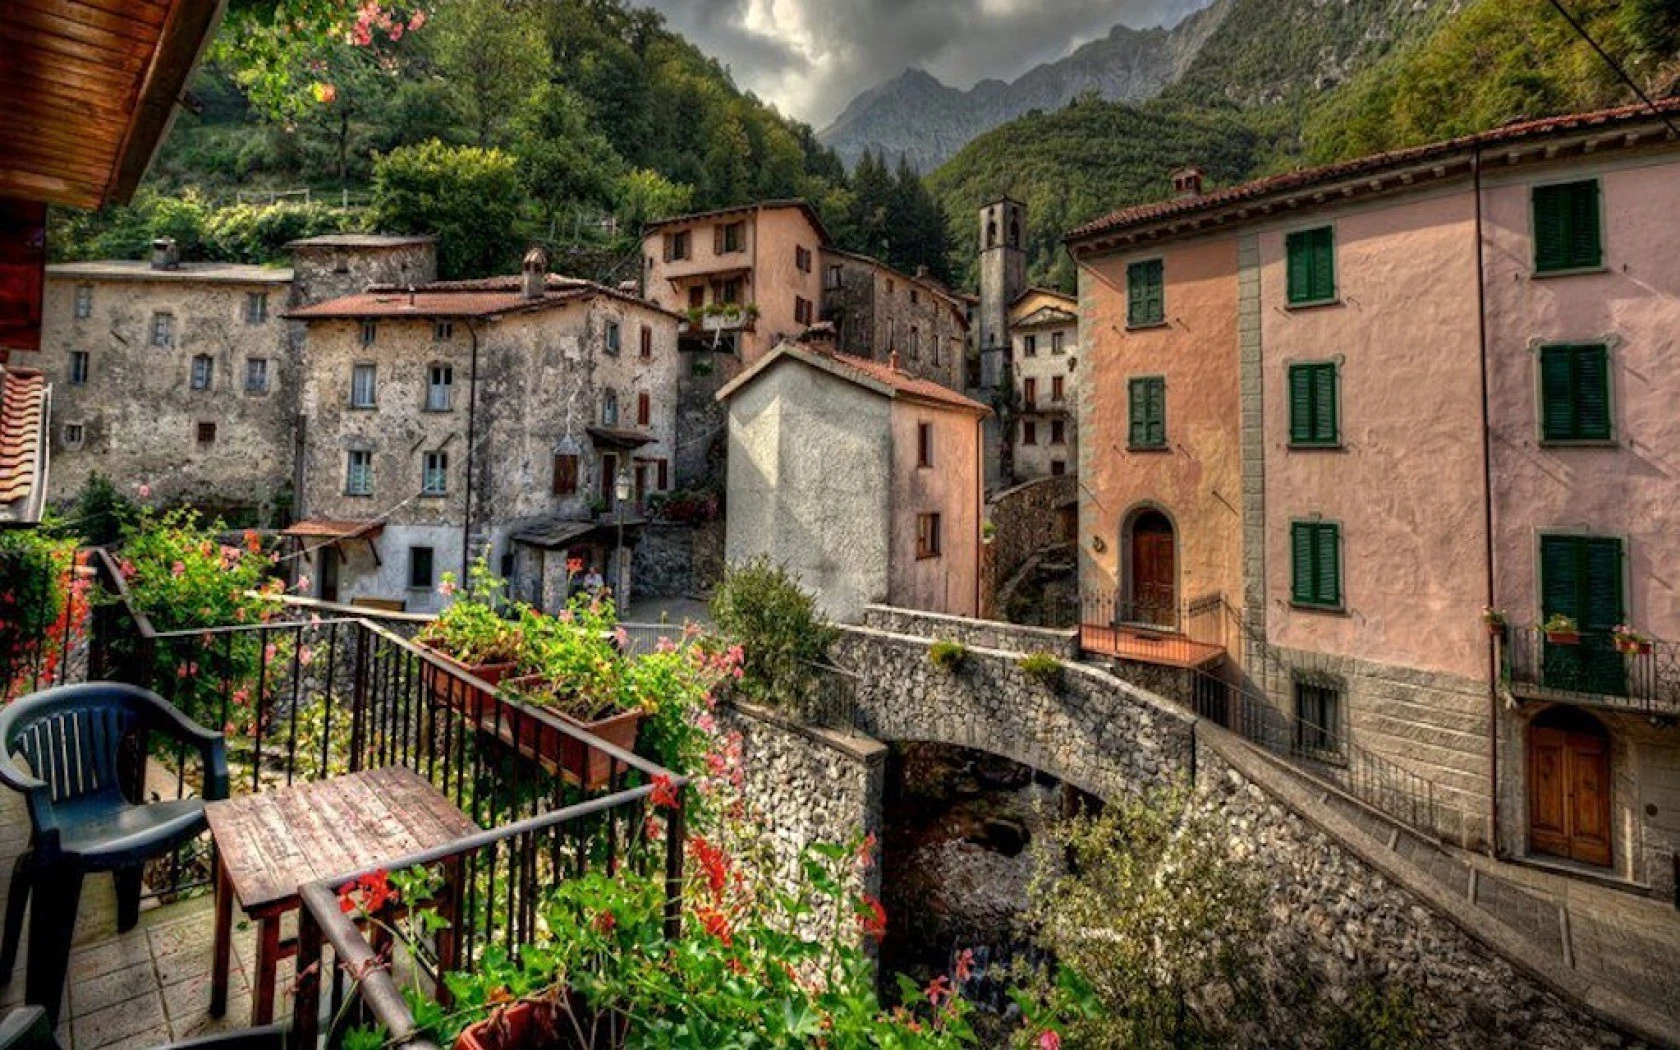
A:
[1503,625,1680,715]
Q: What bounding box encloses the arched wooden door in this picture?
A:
[1129,511,1175,628]
[1528,706,1612,868]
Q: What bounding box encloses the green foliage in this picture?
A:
[615,168,695,229]
[50,194,360,267]
[709,557,837,710]
[433,0,551,147]
[510,83,625,221]
[928,639,967,672]
[1013,785,1267,1049]
[510,595,627,722]
[1016,651,1062,686]
[844,150,954,282]
[414,556,525,666]
[1319,979,1430,1050]
[203,201,365,262]
[0,530,80,702]
[372,140,525,278]
[63,473,139,548]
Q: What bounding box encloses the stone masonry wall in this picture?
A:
[859,605,1079,660]
[986,475,1076,594]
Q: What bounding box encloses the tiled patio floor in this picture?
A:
[0,790,274,1049]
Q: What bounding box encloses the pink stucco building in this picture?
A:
[1068,99,1680,898]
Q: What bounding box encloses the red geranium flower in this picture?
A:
[858,893,887,940]
[650,774,681,810]
[339,870,396,914]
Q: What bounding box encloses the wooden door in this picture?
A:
[1528,712,1612,867]
[1130,512,1175,627]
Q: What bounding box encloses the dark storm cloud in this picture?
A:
[638,0,1212,127]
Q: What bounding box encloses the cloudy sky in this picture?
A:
[636,0,1212,129]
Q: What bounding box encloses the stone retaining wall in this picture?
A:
[986,475,1077,591]
[859,606,1079,660]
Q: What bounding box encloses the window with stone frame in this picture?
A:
[605,320,622,356]
[666,230,691,261]
[427,364,453,411]
[636,391,651,427]
[62,423,84,448]
[1293,677,1343,758]
[346,450,373,496]
[794,297,813,326]
[909,326,920,360]
[434,321,454,342]
[1050,420,1066,445]
[422,450,448,496]
[150,312,174,347]
[245,292,269,324]
[246,358,270,394]
[717,222,745,254]
[1023,377,1037,408]
[196,421,217,444]
[602,388,619,426]
[73,285,92,319]
[794,245,812,272]
[825,264,843,291]
[190,354,213,390]
[640,325,653,359]
[552,453,579,495]
[1023,334,1037,357]
[917,422,933,468]
[351,363,377,408]
[360,320,378,346]
[1052,331,1065,354]
[1052,375,1064,402]
[916,513,941,559]
[1022,420,1038,445]
[408,546,435,590]
[69,352,88,385]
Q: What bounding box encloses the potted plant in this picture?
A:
[1612,624,1651,656]
[1480,606,1507,637]
[414,557,526,714]
[1543,613,1580,646]
[497,599,643,789]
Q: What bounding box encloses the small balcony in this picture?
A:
[1503,626,1680,716]
[1078,593,1231,669]
[683,304,756,336]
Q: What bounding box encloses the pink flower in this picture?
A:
[613,627,630,649]
[172,561,186,577]
[1038,1032,1061,1050]
[296,575,312,593]
[437,578,457,597]
[264,643,278,662]
[298,646,314,667]
[386,21,402,40]
[407,8,426,30]
[137,484,152,499]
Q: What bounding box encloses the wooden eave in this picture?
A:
[0,0,227,210]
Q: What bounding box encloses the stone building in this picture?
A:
[717,330,988,622]
[818,247,967,390]
[1066,100,1680,897]
[286,234,437,308]
[1008,287,1078,481]
[40,245,297,515]
[285,254,681,615]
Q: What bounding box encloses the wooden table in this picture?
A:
[204,766,478,1024]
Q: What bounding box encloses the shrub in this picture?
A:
[709,557,836,709]
[0,530,82,701]
[928,638,967,672]
[64,472,139,548]
[1017,651,1062,686]
[372,139,526,279]
[413,555,524,666]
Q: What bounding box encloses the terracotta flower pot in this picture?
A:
[1545,630,1581,646]
[499,675,643,790]
[1484,621,1505,637]
[455,998,565,1050]
[415,641,518,719]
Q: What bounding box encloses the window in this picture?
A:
[1539,344,1611,441]
[196,421,217,444]
[917,422,933,468]
[190,354,213,391]
[1290,520,1342,609]
[795,245,812,272]
[245,292,269,324]
[1050,420,1066,445]
[1022,420,1038,445]
[1540,534,1624,638]
[916,513,941,559]
[1023,334,1037,357]
[351,363,377,408]
[246,358,270,394]
[69,352,88,385]
[825,264,843,291]
[434,321,454,342]
[1050,459,1066,476]
[794,297,813,326]
[1128,376,1166,449]
[346,450,373,496]
[552,453,579,495]
[640,326,653,359]
[719,278,743,305]
[360,321,377,346]
[717,222,745,254]
[1294,680,1341,757]
[1288,362,1339,446]
[1051,331,1065,354]
[62,423,84,448]
[1286,227,1336,306]
[333,252,349,274]
[150,312,173,347]
[602,388,619,426]
[688,285,706,311]
[656,458,669,491]
[605,320,621,356]
[73,285,92,319]
[910,289,920,306]
[1533,180,1602,274]
[909,326,920,360]
[408,546,435,590]
[665,230,691,261]
[886,279,895,296]
[422,451,448,496]
[427,364,453,411]
[637,391,651,427]
[1051,376,1064,402]
[1127,259,1165,327]
[1023,377,1037,408]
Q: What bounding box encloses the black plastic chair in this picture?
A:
[0,683,228,1024]
[160,1023,288,1049]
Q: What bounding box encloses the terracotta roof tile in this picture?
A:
[1068,98,1680,245]
[0,366,48,520]
[282,519,384,539]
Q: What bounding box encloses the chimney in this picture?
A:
[798,321,837,356]
[521,246,548,300]
[150,237,180,271]
[1170,167,1204,200]
[915,265,929,280]
[617,280,639,297]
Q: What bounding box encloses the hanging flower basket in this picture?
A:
[415,641,519,720]
[1543,614,1580,646]
[1612,626,1651,656]
[498,675,643,790]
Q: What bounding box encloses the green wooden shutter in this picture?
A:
[1314,523,1341,605]
[1127,265,1146,325]
[1143,260,1164,324]
[1289,366,1313,443]
[1538,346,1575,440]
[1312,364,1338,444]
[1533,186,1568,272]
[1539,535,1582,621]
[1581,537,1624,631]
[1291,523,1315,603]
[1148,378,1166,446]
[1287,233,1312,304]
[1575,345,1610,439]
[1310,228,1335,302]
[1570,180,1602,270]
[1128,378,1146,446]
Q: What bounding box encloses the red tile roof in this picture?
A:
[1067,98,1680,246]
[717,339,989,415]
[0,366,48,523]
[282,519,384,540]
[286,274,682,322]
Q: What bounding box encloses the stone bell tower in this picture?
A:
[977,196,1026,488]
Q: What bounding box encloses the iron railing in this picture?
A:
[1078,592,1236,666]
[1503,626,1680,715]
[0,548,94,702]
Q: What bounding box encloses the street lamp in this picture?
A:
[614,466,633,602]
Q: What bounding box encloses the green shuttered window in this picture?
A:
[1288,362,1339,446]
[1286,226,1336,305]
[1127,259,1165,327]
[1540,535,1623,631]
[1128,377,1166,448]
[1539,344,1611,441]
[1290,521,1342,609]
[1533,180,1602,273]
